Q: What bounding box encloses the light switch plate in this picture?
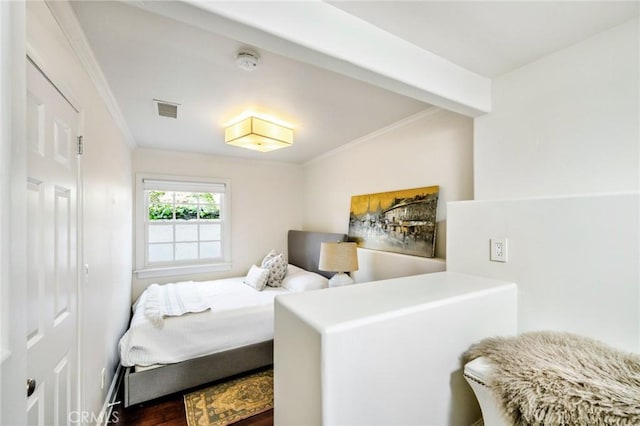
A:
[490,238,507,262]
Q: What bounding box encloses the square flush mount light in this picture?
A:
[224,116,293,152]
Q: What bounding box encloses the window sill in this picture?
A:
[134,263,232,279]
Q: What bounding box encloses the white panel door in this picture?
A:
[26,59,78,426]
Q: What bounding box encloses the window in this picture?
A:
[135,174,231,278]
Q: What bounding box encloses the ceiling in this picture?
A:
[69,1,639,164]
[328,1,639,78]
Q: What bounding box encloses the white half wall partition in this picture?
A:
[353,249,446,283]
[274,272,517,426]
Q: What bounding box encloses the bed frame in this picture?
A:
[123,229,347,407]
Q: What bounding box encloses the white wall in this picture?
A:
[474,18,639,201]
[302,107,473,281]
[132,148,304,298]
[26,1,133,422]
[448,193,639,352]
[447,19,640,352]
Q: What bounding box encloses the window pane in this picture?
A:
[176,243,198,260]
[175,204,198,220]
[198,192,220,219]
[175,224,197,242]
[148,243,173,262]
[156,191,174,203]
[200,242,221,259]
[200,223,221,241]
[175,192,198,204]
[198,191,221,201]
[199,204,220,219]
[148,190,174,220]
[148,225,173,243]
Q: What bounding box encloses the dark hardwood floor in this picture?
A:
[109,379,273,426]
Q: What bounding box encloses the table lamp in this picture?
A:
[319,241,359,287]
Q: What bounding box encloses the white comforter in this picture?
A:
[142,281,211,326]
[119,277,290,367]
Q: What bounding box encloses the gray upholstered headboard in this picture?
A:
[287,230,348,278]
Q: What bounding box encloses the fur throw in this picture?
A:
[463,331,640,425]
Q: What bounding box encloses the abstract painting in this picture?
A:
[348,186,439,258]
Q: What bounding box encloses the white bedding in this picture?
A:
[119,277,290,367]
[142,281,211,326]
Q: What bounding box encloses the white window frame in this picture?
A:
[134,173,231,279]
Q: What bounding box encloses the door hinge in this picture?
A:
[77,135,83,155]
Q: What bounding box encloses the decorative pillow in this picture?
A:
[261,249,279,265]
[281,264,329,292]
[261,250,287,287]
[243,265,270,291]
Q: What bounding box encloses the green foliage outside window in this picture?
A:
[148,191,220,220]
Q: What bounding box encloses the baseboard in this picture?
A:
[98,364,123,426]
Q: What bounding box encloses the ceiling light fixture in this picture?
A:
[224,115,294,152]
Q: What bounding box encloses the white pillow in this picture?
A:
[261,250,288,287]
[281,264,329,292]
[243,265,270,291]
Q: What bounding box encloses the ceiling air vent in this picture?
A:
[153,99,180,119]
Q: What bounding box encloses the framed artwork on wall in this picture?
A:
[348,185,439,258]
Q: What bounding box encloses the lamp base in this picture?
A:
[328,272,354,288]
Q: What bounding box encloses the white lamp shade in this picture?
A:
[319,242,359,273]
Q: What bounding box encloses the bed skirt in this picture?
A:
[123,339,273,407]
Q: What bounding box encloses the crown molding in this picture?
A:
[45,0,136,148]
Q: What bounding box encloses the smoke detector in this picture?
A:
[236,49,260,71]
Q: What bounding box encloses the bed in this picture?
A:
[121,229,347,407]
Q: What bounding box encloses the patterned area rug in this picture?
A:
[184,369,273,426]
